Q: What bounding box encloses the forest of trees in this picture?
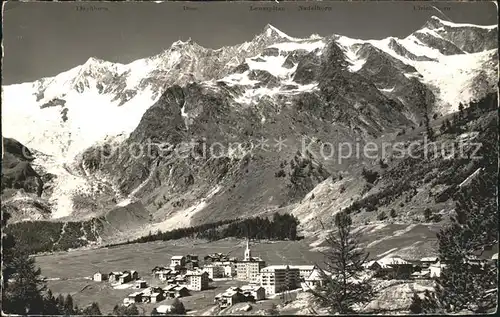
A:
[1,211,102,315]
[4,217,102,255]
[116,212,301,247]
[410,171,498,314]
[197,212,300,241]
[408,94,498,314]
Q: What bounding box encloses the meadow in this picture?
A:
[35,223,439,314]
[36,238,323,314]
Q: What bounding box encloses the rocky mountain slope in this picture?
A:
[1,16,497,251]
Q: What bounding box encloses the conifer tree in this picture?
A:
[170,298,186,315]
[311,212,375,313]
[419,173,498,313]
[2,212,46,314]
[82,302,102,315]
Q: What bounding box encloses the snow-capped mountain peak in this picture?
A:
[255,24,299,43]
[2,16,497,220]
[263,24,294,39]
[428,15,497,30]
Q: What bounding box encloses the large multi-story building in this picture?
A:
[236,240,266,283]
[260,265,300,295]
[185,270,209,291]
[203,264,225,279]
[214,261,236,277]
[289,265,316,281]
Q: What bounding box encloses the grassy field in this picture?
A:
[35,228,440,314]
[35,238,323,280]
[36,238,324,314]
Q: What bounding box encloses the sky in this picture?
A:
[2,1,498,84]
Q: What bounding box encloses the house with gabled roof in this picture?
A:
[93,271,108,282]
[420,256,439,268]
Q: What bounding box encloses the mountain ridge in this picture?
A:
[1,17,498,246]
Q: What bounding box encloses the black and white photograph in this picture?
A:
[1,1,498,315]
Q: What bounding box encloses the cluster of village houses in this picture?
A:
[92,242,498,314]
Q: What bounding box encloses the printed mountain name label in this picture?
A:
[298,5,333,11]
[249,6,285,12]
[75,6,109,12]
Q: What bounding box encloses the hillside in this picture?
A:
[1,17,498,256]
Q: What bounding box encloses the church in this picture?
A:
[236,239,266,283]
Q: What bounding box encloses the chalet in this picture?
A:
[153,269,172,281]
[420,257,439,268]
[163,285,190,298]
[170,256,186,267]
[304,267,331,289]
[152,267,181,281]
[152,266,169,274]
[123,292,143,305]
[240,285,266,301]
[370,257,413,279]
[109,272,122,283]
[109,270,140,284]
[174,275,186,284]
[119,273,132,284]
[411,270,431,280]
[362,261,383,271]
[186,254,199,262]
[214,289,246,308]
[141,287,165,303]
[214,286,260,308]
[134,280,147,289]
[149,292,164,304]
[130,270,139,280]
[204,253,228,263]
[429,262,442,278]
[93,271,108,282]
[184,260,200,271]
[155,301,177,315]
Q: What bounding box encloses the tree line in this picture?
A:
[196,212,300,241]
[4,217,102,255]
[110,212,301,247]
[1,211,102,315]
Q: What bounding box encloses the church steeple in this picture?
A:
[244,238,251,261]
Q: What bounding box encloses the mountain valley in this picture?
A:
[1,16,498,257]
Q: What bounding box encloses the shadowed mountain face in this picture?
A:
[2,138,41,196]
[422,16,498,53]
[1,17,498,247]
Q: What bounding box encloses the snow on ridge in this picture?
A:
[415,27,445,39]
[234,82,318,105]
[378,87,395,93]
[264,24,298,41]
[336,36,366,72]
[430,15,497,30]
[150,185,223,232]
[2,82,158,160]
[268,40,325,52]
[245,54,296,78]
[218,71,260,87]
[398,35,444,60]
[410,49,497,113]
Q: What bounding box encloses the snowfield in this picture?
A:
[2,18,496,221]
